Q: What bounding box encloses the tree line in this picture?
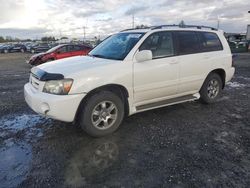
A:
[0,36,68,43]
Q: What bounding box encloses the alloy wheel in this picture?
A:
[207,79,219,99]
[91,101,118,130]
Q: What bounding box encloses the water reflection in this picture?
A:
[64,140,119,187]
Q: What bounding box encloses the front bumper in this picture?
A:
[24,83,86,122]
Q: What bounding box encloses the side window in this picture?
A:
[73,45,82,51]
[67,45,74,52]
[200,32,223,52]
[57,46,67,53]
[139,32,174,58]
[176,31,200,55]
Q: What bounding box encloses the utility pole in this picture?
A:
[217,17,220,30]
[132,14,134,29]
[83,26,86,40]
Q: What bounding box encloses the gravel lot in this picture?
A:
[0,53,250,188]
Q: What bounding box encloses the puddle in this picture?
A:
[0,141,32,188]
[0,114,52,139]
[1,114,51,132]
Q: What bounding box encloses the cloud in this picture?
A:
[0,0,249,39]
[124,6,148,16]
[0,28,50,39]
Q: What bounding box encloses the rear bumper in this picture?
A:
[225,67,235,82]
[24,83,86,122]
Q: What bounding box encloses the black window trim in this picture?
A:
[138,31,177,60]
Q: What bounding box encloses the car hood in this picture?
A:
[38,55,119,78]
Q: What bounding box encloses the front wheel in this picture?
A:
[199,73,222,104]
[79,91,124,137]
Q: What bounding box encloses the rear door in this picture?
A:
[175,31,207,94]
[70,45,84,56]
[176,31,224,95]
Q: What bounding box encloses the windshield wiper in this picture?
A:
[88,54,107,58]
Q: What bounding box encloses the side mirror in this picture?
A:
[135,50,152,62]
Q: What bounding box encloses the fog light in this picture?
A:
[41,103,50,114]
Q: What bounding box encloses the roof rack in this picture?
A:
[120,27,152,32]
[120,24,217,32]
[151,24,217,31]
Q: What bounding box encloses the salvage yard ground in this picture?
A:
[0,53,250,187]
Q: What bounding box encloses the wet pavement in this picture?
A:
[0,53,250,187]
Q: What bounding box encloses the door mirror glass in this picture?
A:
[135,50,152,62]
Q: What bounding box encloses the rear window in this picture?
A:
[199,32,223,52]
[176,31,200,55]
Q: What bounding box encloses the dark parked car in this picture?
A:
[0,44,27,53]
[27,44,92,65]
[30,43,52,54]
[0,44,11,53]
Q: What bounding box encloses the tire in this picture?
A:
[199,73,222,104]
[4,49,8,53]
[79,91,124,137]
[31,49,35,54]
[21,49,25,53]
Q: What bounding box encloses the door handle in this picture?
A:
[204,55,211,59]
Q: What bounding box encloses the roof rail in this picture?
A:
[151,24,217,31]
[120,27,152,32]
[120,24,217,32]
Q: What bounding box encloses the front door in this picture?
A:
[56,46,70,59]
[133,31,179,105]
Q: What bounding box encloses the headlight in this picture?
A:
[43,79,73,95]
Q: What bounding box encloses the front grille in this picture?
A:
[30,74,40,90]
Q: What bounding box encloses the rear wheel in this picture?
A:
[4,49,8,53]
[79,91,124,137]
[21,48,25,53]
[31,49,35,54]
[199,73,222,104]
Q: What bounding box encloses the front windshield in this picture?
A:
[89,32,145,60]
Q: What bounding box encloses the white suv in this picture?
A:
[24,25,235,137]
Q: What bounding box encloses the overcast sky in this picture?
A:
[0,0,249,39]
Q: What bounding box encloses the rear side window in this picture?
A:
[199,32,223,52]
[139,32,174,58]
[176,31,200,55]
[73,45,82,51]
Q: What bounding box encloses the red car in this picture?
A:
[27,44,92,66]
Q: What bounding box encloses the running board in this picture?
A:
[136,94,200,112]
